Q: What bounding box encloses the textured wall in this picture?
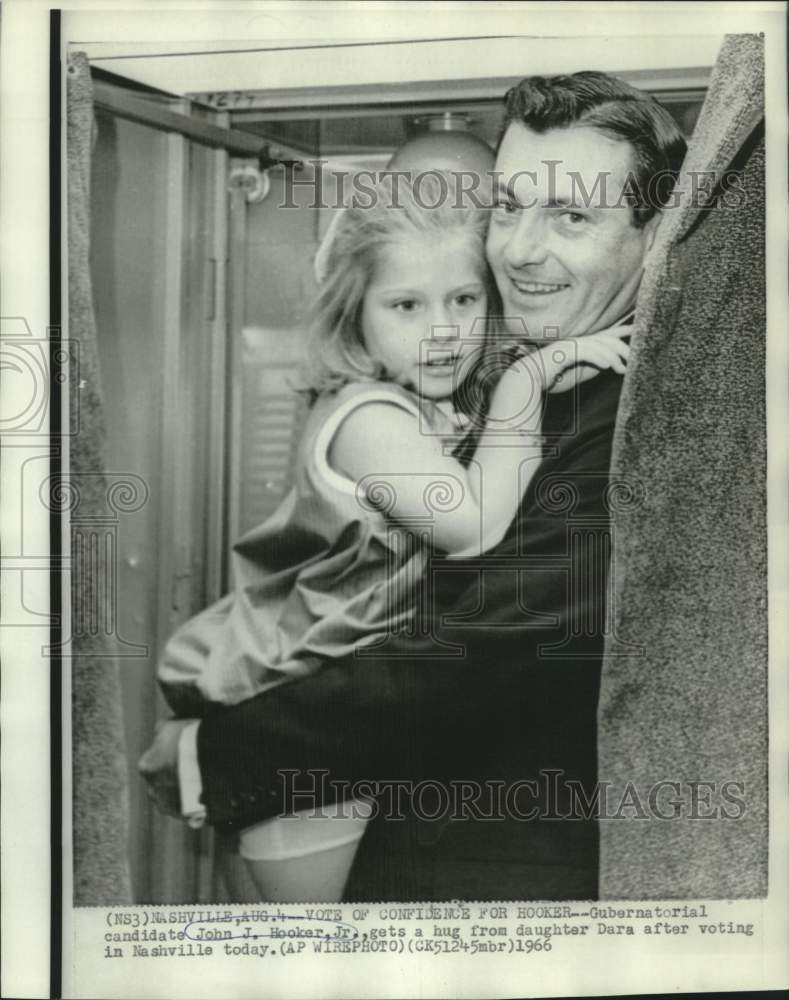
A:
[68,51,133,906]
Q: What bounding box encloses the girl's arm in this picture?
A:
[330,330,630,556]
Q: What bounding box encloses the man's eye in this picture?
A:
[493,199,518,215]
[560,210,587,225]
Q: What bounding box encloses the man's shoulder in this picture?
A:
[525,368,624,524]
[578,366,625,420]
[543,367,623,449]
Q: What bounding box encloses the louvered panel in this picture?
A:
[238,326,309,535]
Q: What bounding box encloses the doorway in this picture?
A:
[87,66,706,903]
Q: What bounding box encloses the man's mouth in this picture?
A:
[508,277,570,296]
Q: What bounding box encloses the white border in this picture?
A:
[1,3,786,998]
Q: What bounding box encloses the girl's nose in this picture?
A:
[428,306,456,339]
[505,212,549,268]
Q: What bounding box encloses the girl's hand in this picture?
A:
[539,325,632,395]
[489,324,631,427]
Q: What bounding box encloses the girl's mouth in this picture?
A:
[423,351,458,369]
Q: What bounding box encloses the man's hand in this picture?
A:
[138,718,194,818]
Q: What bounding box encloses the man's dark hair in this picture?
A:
[502,71,688,226]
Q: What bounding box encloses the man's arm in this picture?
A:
[196,371,623,832]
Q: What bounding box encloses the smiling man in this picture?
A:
[489,73,684,347]
[141,72,687,902]
[490,127,656,338]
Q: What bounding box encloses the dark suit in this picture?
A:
[198,365,625,900]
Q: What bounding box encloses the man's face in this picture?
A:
[486,122,659,340]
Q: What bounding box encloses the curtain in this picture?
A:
[598,34,766,898]
[67,51,133,905]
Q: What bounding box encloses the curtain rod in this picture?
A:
[92,80,299,162]
[86,35,514,61]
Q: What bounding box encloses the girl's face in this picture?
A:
[360,233,488,401]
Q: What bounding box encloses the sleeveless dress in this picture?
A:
[158,380,469,714]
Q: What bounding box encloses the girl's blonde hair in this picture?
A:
[302,171,497,401]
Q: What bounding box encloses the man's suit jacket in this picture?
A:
[199,366,626,900]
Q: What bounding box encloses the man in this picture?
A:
[141,71,687,901]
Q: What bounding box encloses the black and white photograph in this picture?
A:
[1,2,787,998]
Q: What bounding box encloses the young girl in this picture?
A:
[158,172,630,900]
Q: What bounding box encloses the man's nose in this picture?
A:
[504,212,549,268]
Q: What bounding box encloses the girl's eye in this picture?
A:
[454,293,478,307]
[393,299,417,312]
